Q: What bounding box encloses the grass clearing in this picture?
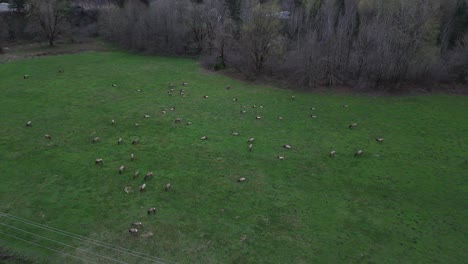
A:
[0,51,467,263]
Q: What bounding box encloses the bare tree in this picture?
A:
[240,1,282,74]
[30,0,70,46]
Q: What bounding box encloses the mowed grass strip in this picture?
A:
[0,52,467,263]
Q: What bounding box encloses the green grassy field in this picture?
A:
[0,51,467,263]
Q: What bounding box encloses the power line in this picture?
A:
[0,230,98,264]
[0,222,128,264]
[0,212,174,264]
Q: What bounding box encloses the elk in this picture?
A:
[140,183,146,191]
[112,84,117,87]
[44,134,52,140]
[277,156,285,160]
[118,138,123,145]
[203,95,209,98]
[111,119,115,125]
[376,138,384,143]
[131,222,143,228]
[144,115,150,118]
[283,144,292,149]
[170,107,176,111]
[291,95,295,100]
[247,138,254,143]
[200,136,208,140]
[165,183,171,191]
[232,131,239,136]
[135,123,139,126]
[238,177,246,182]
[26,121,32,127]
[130,153,135,161]
[95,158,103,165]
[129,228,138,234]
[147,207,156,215]
[278,116,283,120]
[248,144,253,152]
[119,165,125,174]
[233,98,238,102]
[133,170,139,179]
[256,116,262,120]
[310,115,317,119]
[329,151,336,157]
[354,150,363,157]
[226,85,231,89]
[240,110,247,114]
[349,123,358,129]
[259,105,264,108]
[343,105,349,108]
[252,105,256,108]
[186,122,192,125]
[132,138,140,145]
[23,75,29,79]
[182,82,188,86]
[169,83,174,87]
[124,186,132,193]
[144,172,153,181]
[174,118,182,124]
[92,137,100,143]
[58,69,64,73]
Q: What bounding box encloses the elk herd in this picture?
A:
[24,77,385,237]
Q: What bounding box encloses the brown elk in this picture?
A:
[95,158,103,165]
[200,136,208,140]
[130,153,135,161]
[118,138,123,145]
[329,151,336,157]
[44,134,52,140]
[133,171,139,179]
[119,165,125,174]
[147,207,156,215]
[349,123,358,129]
[354,150,363,157]
[140,183,146,191]
[165,183,171,191]
[129,228,138,234]
[238,177,246,182]
[376,138,384,143]
[283,144,292,149]
[144,172,153,181]
[92,137,100,143]
[26,121,32,127]
[132,138,140,145]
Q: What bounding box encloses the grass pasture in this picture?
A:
[0,51,467,263]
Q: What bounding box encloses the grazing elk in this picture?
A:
[144,115,150,118]
[132,138,140,145]
[186,122,192,125]
[376,138,384,143]
[144,172,153,181]
[131,222,143,228]
[291,95,295,100]
[112,119,115,125]
[233,98,238,102]
[24,75,29,79]
[129,228,138,234]
[354,150,363,157]
[240,110,247,114]
[133,170,139,179]
[124,186,132,193]
[119,165,125,174]
[349,123,358,129]
[231,131,239,136]
[248,144,253,152]
[140,183,146,191]
[58,69,64,73]
[278,116,283,120]
[247,138,254,143]
[256,116,262,120]
[147,207,157,215]
[277,156,285,160]
[135,123,139,126]
[174,118,182,124]
[182,82,188,86]
[26,121,32,127]
[329,151,336,157]
[44,134,52,139]
[238,177,246,182]
[200,136,208,140]
[169,83,174,87]
[203,95,209,98]
[112,84,117,87]
[343,105,349,108]
[95,158,103,165]
[310,115,317,119]
[283,144,292,149]
[92,137,100,143]
[165,183,171,191]
[226,85,231,89]
[118,138,123,145]
[130,153,135,161]
[170,107,176,111]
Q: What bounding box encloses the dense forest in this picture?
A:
[1,0,468,91]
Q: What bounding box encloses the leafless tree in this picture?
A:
[30,0,71,46]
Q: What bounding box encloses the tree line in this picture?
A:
[1,0,467,91]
